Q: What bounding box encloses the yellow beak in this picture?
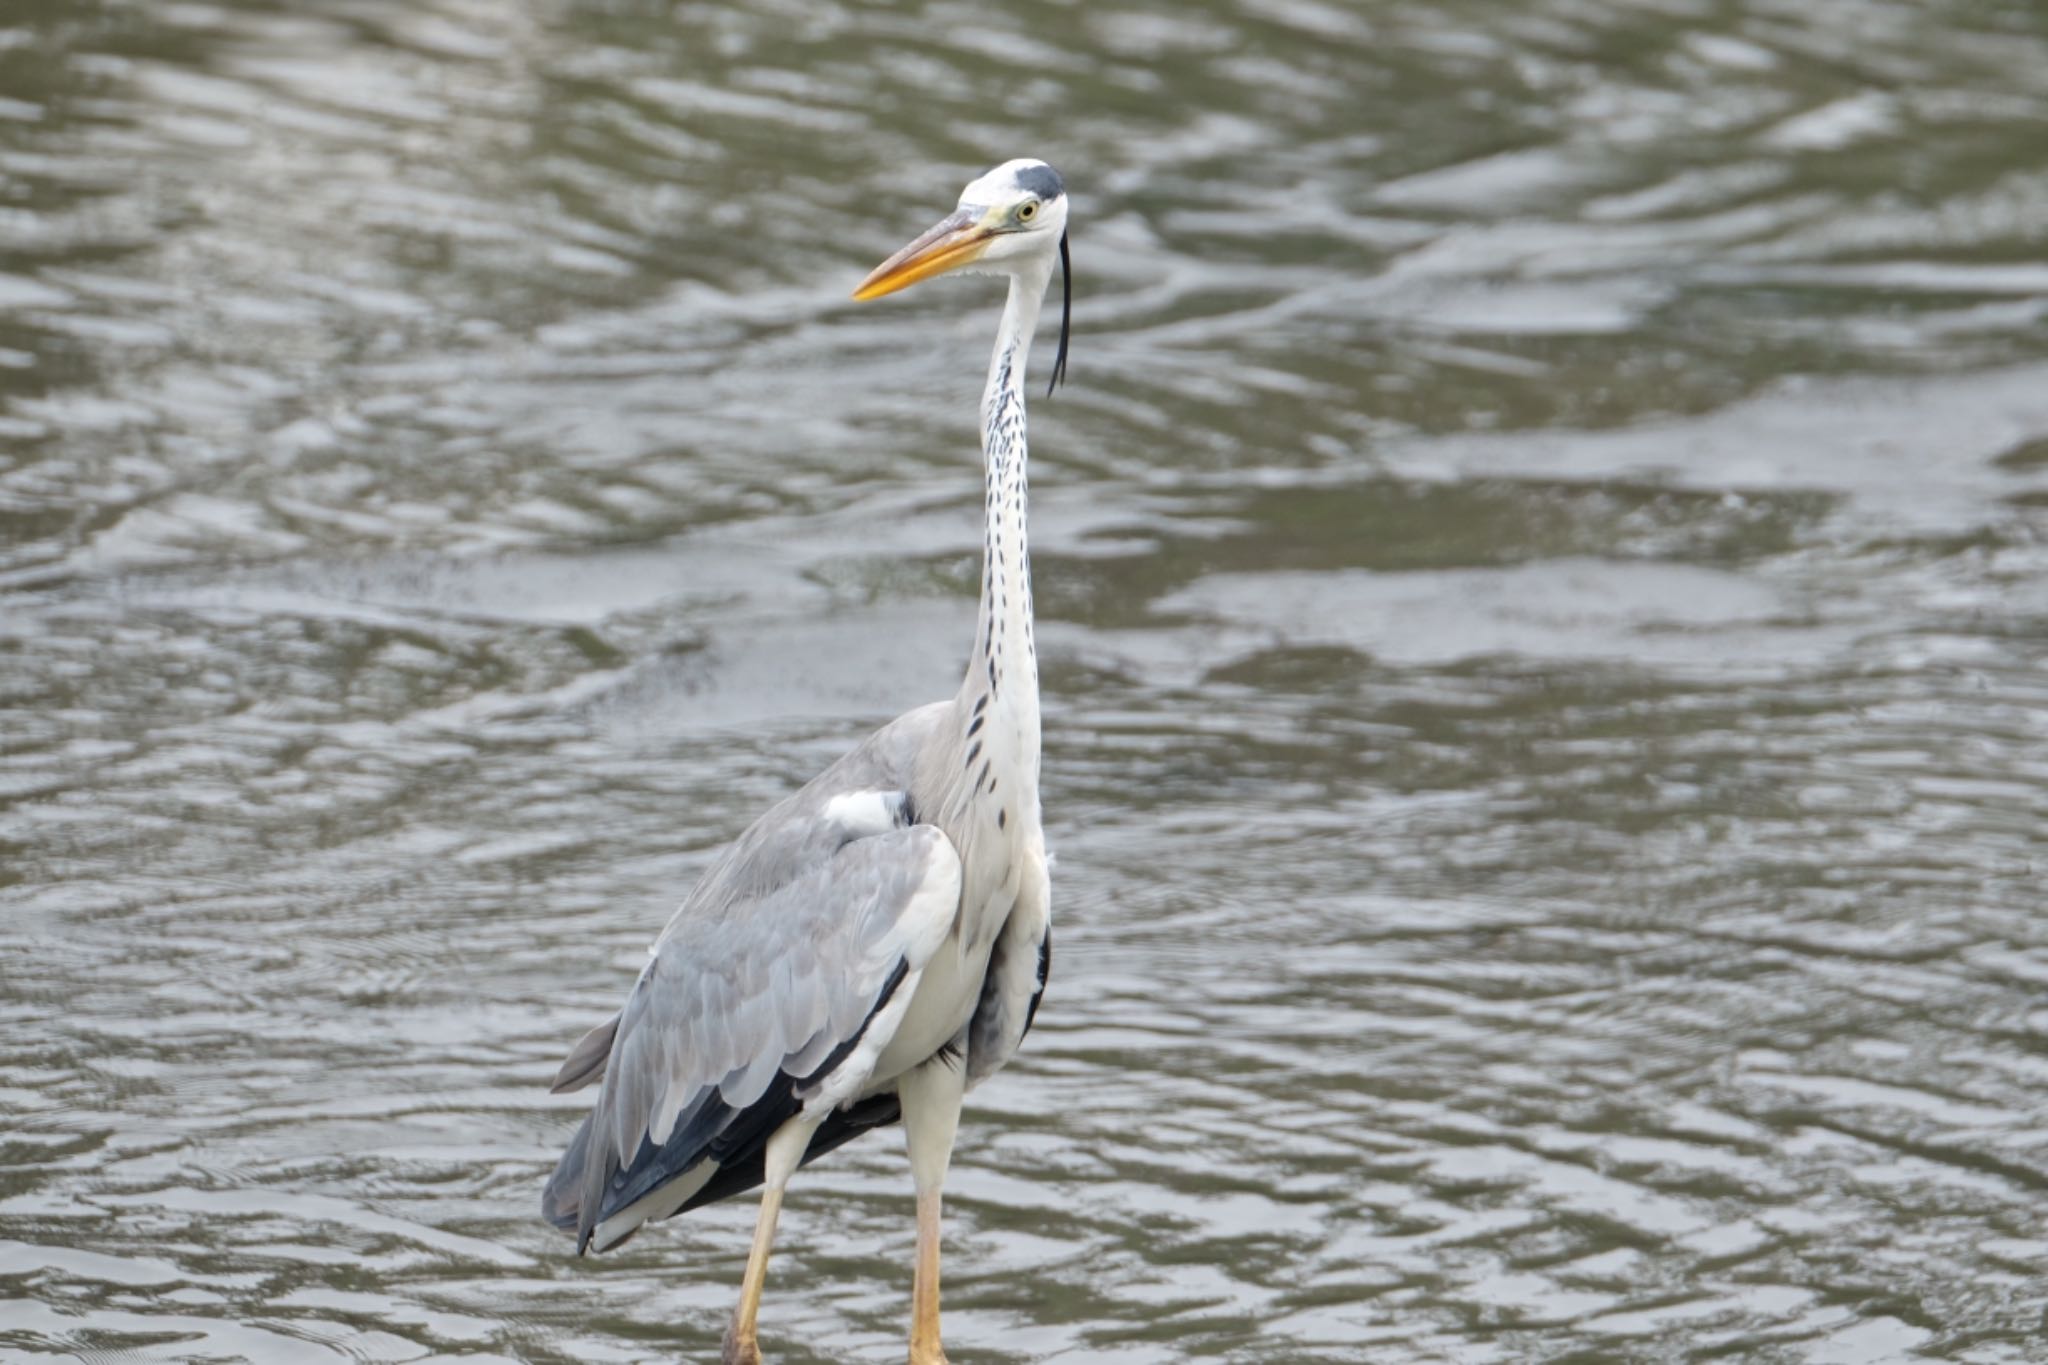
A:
[853,209,995,301]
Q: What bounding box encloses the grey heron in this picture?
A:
[543,158,1070,1365]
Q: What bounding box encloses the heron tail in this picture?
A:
[541,1113,593,1238]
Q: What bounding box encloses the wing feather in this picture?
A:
[550,1014,619,1094]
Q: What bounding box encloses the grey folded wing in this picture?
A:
[545,804,961,1253]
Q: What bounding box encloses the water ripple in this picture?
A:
[6,0,2048,1360]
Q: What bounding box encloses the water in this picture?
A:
[4,0,2048,1359]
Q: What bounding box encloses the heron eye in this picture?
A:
[1018,201,1038,222]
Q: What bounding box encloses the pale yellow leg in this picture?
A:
[909,1187,949,1365]
[721,1115,821,1365]
[900,1055,964,1365]
[721,1182,783,1365]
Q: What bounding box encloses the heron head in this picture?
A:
[853,159,1072,392]
[853,160,1067,300]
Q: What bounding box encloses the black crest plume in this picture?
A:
[1047,230,1071,397]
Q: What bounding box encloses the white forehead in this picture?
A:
[959,158,1066,207]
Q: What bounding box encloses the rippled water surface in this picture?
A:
[6,1,2048,1360]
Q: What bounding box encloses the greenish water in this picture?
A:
[5,1,2048,1361]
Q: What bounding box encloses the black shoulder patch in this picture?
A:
[1015,163,1064,201]
[1022,926,1051,1037]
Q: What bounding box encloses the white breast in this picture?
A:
[866,929,996,1086]
[865,841,1025,1086]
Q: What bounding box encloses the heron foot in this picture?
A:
[721,1323,763,1365]
[908,1346,950,1365]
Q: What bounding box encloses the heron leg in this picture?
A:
[900,1049,966,1365]
[722,1114,822,1365]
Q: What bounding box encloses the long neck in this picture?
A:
[955,269,1046,823]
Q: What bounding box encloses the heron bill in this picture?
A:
[853,209,995,301]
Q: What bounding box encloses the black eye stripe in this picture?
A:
[1014,163,1064,200]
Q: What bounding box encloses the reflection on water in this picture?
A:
[5,0,2048,1360]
